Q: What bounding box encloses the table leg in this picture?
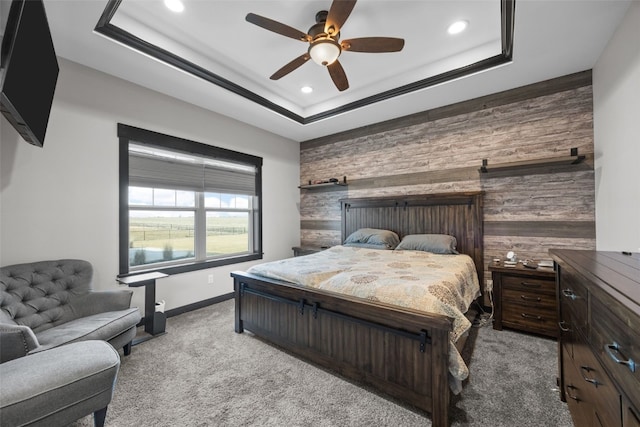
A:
[144,280,156,335]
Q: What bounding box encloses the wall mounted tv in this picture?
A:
[1,0,59,147]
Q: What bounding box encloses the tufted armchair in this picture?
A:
[0,259,141,355]
[0,327,120,427]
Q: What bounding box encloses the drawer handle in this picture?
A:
[521,281,541,288]
[562,289,579,300]
[579,365,600,387]
[565,384,580,401]
[521,313,543,321]
[605,342,636,373]
[558,321,571,332]
[520,295,541,302]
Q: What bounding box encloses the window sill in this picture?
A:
[121,253,263,277]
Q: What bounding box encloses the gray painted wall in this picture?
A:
[593,0,640,253]
[0,58,300,313]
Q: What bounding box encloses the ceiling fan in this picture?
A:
[246,0,405,92]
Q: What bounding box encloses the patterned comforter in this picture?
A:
[246,245,481,388]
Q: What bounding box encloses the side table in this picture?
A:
[116,271,168,344]
[292,246,328,257]
[490,263,557,338]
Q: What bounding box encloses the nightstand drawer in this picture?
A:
[502,288,557,311]
[502,304,557,336]
[502,274,555,295]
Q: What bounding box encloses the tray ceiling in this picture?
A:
[43,0,632,141]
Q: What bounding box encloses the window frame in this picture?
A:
[118,123,263,276]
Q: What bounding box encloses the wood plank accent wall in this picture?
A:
[299,71,596,288]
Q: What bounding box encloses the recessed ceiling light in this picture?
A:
[164,0,184,13]
[448,20,468,35]
[301,86,313,94]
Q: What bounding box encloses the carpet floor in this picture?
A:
[71,299,572,426]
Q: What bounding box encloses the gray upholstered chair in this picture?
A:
[0,259,141,355]
[0,324,120,426]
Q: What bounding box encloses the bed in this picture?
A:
[231,192,484,427]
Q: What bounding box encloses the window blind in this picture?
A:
[129,143,256,195]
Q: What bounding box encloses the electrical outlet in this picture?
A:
[486,279,493,292]
[207,274,214,284]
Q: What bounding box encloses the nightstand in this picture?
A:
[292,246,327,257]
[490,263,557,338]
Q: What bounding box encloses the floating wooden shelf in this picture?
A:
[299,176,347,190]
[479,148,585,173]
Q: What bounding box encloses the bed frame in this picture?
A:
[231,192,484,427]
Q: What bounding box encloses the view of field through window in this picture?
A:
[129,188,250,267]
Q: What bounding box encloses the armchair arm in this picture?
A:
[70,290,135,318]
[0,324,40,363]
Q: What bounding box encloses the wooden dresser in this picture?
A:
[490,263,557,338]
[550,250,640,427]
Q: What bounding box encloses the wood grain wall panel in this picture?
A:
[344,182,482,200]
[302,71,592,149]
[300,191,346,220]
[484,236,595,267]
[484,221,596,239]
[300,86,593,184]
[299,72,596,288]
[301,230,341,247]
[481,170,596,221]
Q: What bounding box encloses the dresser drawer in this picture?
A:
[623,397,640,427]
[559,290,578,360]
[563,345,593,427]
[502,274,555,296]
[558,269,588,336]
[563,342,622,427]
[591,296,640,409]
[573,329,622,427]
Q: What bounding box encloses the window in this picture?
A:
[118,124,262,275]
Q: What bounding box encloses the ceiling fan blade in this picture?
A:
[327,60,349,91]
[324,0,357,35]
[246,13,310,42]
[341,37,405,53]
[270,53,311,80]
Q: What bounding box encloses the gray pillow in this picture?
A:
[343,228,400,249]
[395,234,459,254]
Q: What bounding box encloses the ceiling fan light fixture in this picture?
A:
[309,39,341,66]
[246,2,404,91]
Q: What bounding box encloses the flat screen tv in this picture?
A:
[1,0,59,147]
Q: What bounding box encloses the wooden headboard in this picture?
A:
[340,192,484,286]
